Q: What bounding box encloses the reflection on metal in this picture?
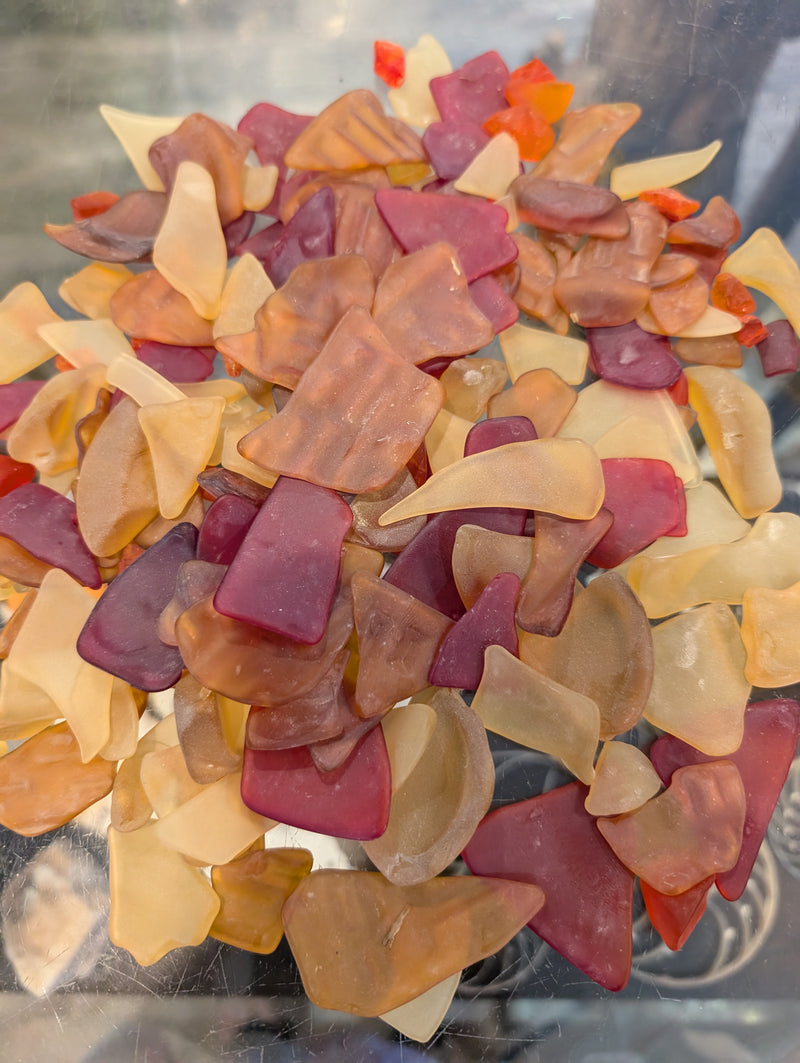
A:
[768,755,800,878]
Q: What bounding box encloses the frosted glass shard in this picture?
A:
[454,132,520,200]
[452,524,534,609]
[722,227,800,337]
[37,317,135,368]
[381,702,438,793]
[387,34,452,128]
[533,102,641,184]
[0,283,61,384]
[213,254,275,341]
[499,321,588,385]
[425,408,473,474]
[584,741,662,816]
[380,971,460,1042]
[610,140,722,200]
[741,579,800,687]
[59,263,133,320]
[99,105,183,191]
[487,367,576,437]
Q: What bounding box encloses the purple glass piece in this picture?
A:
[238,102,313,215]
[135,341,215,383]
[468,274,519,333]
[45,190,167,263]
[213,475,352,644]
[223,211,255,255]
[586,321,683,389]
[0,379,45,433]
[757,319,800,377]
[429,51,510,126]
[197,493,260,566]
[0,483,101,588]
[76,522,197,690]
[234,220,285,261]
[259,186,336,288]
[463,415,537,456]
[421,121,491,181]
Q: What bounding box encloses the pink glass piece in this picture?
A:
[135,341,215,383]
[421,121,491,181]
[375,188,518,282]
[235,220,284,261]
[0,380,46,434]
[261,186,336,288]
[222,211,255,255]
[0,483,101,589]
[463,415,537,456]
[649,698,800,901]
[468,275,519,334]
[197,494,260,566]
[429,52,510,125]
[77,522,197,691]
[757,319,800,377]
[462,781,635,991]
[214,476,352,644]
[586,459,684,569]
[241,723,391,840]
[512,175,627,236]
[586,321,682,390]
[238,102,313,214]
[44,190,167,263]
[640,876,714,951]
[429,571,520,690]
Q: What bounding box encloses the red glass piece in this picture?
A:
[736,314,769,348]
[586,321,682,390]
[0,455,36,499]
[77,522,197,690]
[421,121,491,181]
[483,105,555,163]
[241,724,391,840]
[666,372,689,406]
[135,341,215,383]
[463,414,537,456]
[586,459,684,569]
[0,483,101,589]
[468,274,519,333]
[375,188,518,283]
[462,781,635,991]
[70,190,120,221]
[638,187,700,222]
[649,698,800,901]
[213,476,352,644]
[758,319,800,377]
[197,494,260,566]
[374,40,405,88]
[429,51,510,126]
[261,186,336,288]
[640,876,714,951]
[44,189,167,263]
[238,102,313,215]
[0,380,45,434]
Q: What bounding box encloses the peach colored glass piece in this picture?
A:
[348,466,428,553]
[473,645,600,783]
[282,868,543,1016]
[379,438,604,526]
[58,263,133,320]
[278,166,390,223]
[425,408,473,474]
[210,847,313,954]
[610,140,722,200]
[0,662,60,743]
[173,672,242,784]
[597,761,745,895]
[110,269,215,346]
[498,322,588,385]
[213,253,275,341]
[454,132,520,200]
[510,233,568,334]
[242,163,279,212]
[722,227,800,336]
[380,701,438,793]
[685,365,781,519]
[740,579,800,687]
[649,253,698,289]
[99,678,141,762]
[452,524,535,609]
[0,536,55,588]
[332,180,402,277]
[239,307,444,493]
[584,741,662,817]
[111,715,178,833]
[533,102,641,184]
[140,745,205,818]
[387,34,451,128]
[362,687,494,884]
[98,105,183,191]
[380,970,461,1042]
[0,590,37,658]
[641,274,709,335]
[108,819,220,965]
[674,333,743,368]
[440,357,508,422]
[0,282,61,384]
[38,317,136,368]
[487,367,575,437]
[644,602,750,755]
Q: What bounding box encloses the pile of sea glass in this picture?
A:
[1,32,800,1038]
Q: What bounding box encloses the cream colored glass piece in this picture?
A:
[99,105,184,191]
[499,322,588,385]
[644,603,750,755]
[584,741,662,816]
[153,160,228,319]
[425,408,473,474]
[722,227,800,336]
[380,970,460,1042]
[180,379,249,403]
[610,139,722,200]
[106,352,185,405]
[221,411,278,488]
[496,192,519,232]
[473,645,600,784]
[381,702,437,793]
[452,524,535,609]
[387,34,451,128]
[108,820,220,965]
[0,282,61,383]
[213,254,275,341]
[665,304,741,338]
[741,579,800,687]
[242,164,279,212]
[59,263,133,320]
[454,133,520,200]
[141,744,205,818]
[37,317,136,368]
[99,679,140,762]
[379,438,604,525]
[0,666,59,742]
[111,714,179,833]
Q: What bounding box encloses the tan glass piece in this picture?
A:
[210,847,313,954]
[584,741,662,817]
[111,714,179,833]
[221,411,277,489]
[173,672,241,784]
[425,408,473,475]
[640,274,709,335]
[0,282,61,384]
[38,317,136,368]
[387,34,451,128]
[452,524,535,609]
[441,357,508,422]
[644,602,750,755]
[213,253,275,341]
[499,322,588,385]
[108,819,220,965]
[509,234,568,334]
[674,333,743,368]
[741,579,800,687]
[685,365,781,519]
[487,367,576,437]
[722,227,800,336]
[454,132,520,200]
[140,745,205,818]
[473,645,600,784]
[348,466,428,554]
[0,538,53,589]
[380,970,460,1043]
[533,102,641,184]
[282,869,544,1016]
[110,269,215,346]
[99,105,183,191]
[381,701,438,793]
[241,163,279,212]
[99,678,141,762]
[0,663,60,743]
[610,140,722,200]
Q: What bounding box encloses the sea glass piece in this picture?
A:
[498,322,588,385]
[639,187,700,222]
[348,466,428,554]
[282,869,543,1016]
[584,741,662,816]
[98,104,183,189]
[44,190,167,263]
[140,744,204,818]
[757,318,800,376]
[380,701,437,793]
[440,358,508,422]
[512,175,628,236]
[586,321,682,389]
[0,380,45,434]
[429,51,509,125]
[0,722,116,836]
[196,494,259,567]
[260,186,336,289]
[482,104,554,163]
[643,602,750,755]
[380,970,460,1043]
[213,254,274,343]
[674,333,743,368]
[99,677,140,763]
[210,847,313,954]
[134,340,214,384]
[0,590,37,659]
[741,579,800,686]
[110,269,215,346]
[36,317,136,371]
[462,781,635,991]
[111,715,179,833]
[506,233,567,333]
[238,100,312,206]
[0,283,62,384]
[107,352,185,406]
[422,121,490,180]
[426,409,475,475]
[668,195,740,251]
[387,34,452,128]
[453,132,519,200]
[610,140,722,200]
[597,762,746,895]
[468,274,519,333]
[451,524,534,609]
[330,179,401,277]
[173,672,241,784]
[533,102,641,184]
[640,876,713,951]
[242,164,279,212]
[0,662,60,743]
[685,365,781,518]
[722,227,800,336]
[473,645,600,784]
[487,368,576,437]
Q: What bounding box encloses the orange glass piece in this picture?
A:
[0,282,62,384]
[282,868,544,1016]
[59,261,133,320]
[0,536,52,589]
[533,102,641,184]
[348,466,428,554]
[509,234,568,334]
[642,273,709,335]
[650,252,698,290]
[487,367,576,437]
[110,269,215,347]
[736,314,769,347]
[638,187,700,222]
[711,271,756,316]
[440,357,508,422]
[238,306,444,493]
[374,40,406,88]
[482,105,554,163]
[173,672,241,784]
[451,523,534,609]
[506,80,573,123]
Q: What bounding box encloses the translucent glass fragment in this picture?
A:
[498,322,588,385]
[584,741,661,816]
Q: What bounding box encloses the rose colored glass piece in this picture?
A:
[260,186,336,289]
[210,847,313,954]
[758,318,800,376]
[307,705,377,774]
[0,721,116,836]
[238,102,312,214]
[331,180,401,278]
[282,868,543,1016]
[110,269,215,346]
[429,51,509,125]
[650,252,699,290]
[674,333,743,368]
[78,522,197,691]
[462,781,634,991]
[741,579,800,687]
[196,494,259,566]
[197,467,271,506]
[278,166,390,224]
[488,368,576,437]
[467,274,519,333]
[451,524,534,610]
[241,724,390,840]
[640,876,714,952]
[532,102,640,184]
[586,321,682,390]
[362,687,493,885]
[668,196,740,250]
[511,175,629,237]
[422,121,490,180]
[352,571,452,717]
[463,414,537,457]
[584,741,662,816]
[516,508,613,637]
[597,762,746,895]
[44,190,167,262]
[239,307,444,494]
[439,357,508,422]
[234,220,284,262]
[643,602,750,756]
[173,672,241,785]
[375,188,518,283]
[650,699,800,901]
[134,341,214,383]
[348,466,428,554]
[0,380,45,433]
[285,89,425,171]
[509,233,568,334]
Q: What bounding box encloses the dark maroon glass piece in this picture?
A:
[222,211,256,255]
[260,186,336,288]
[757,319,800,377]
[463,415,537,456]
[197,494,260,566]
[0,380,45,433]
[421,121,491,181]
[586,321,683,390]
[429,51,510,126]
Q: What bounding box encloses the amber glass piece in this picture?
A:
[584,741,661,816]
[425,408,472,475]
[173,672,241,784]
[722,227,800,336]
[0,589,37,658]
[597,762,745,895]
[213,253,274,341]
[0,535,55,588]
[239,307,444,493]
[509,233,568,334]
[282,869,543,1016]
[99,677,140,763]
[210,847,312,954]
[499,322,587,386]
[0,662,59,742]
[685,365,781,519]
[0,282,62,383]
[110,269,215,347]
[506,79,573,123]
[387,34,452,128]
[0,722,116,836]
[741,579,800,687]
[644,602,750,755]
[451,524,534,609]
[488,368,575,437]
[362,687,493,885]
[380,701,437,793]
[533,102,641,184]
[439,357,507,422]
[674,333,743,368]
[348,466,428,553]
[111,715,178,833]
[58,262,132,320]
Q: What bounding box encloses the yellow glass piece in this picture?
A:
[241,163,279,212]
[644,602,750,755]
[111,714,179,833]
[441,357,508,422]
[454,132,520,200]
[106,352,185,405]
[98,678,140,762]
[722,227,800,336]
[380,970,460,1043]
[452,524,535,609]
[473,645,600,784]
[386,161,435,186]
[499,321,588,385]
[741,579,800,687]
[381,702,437,793]
[0,665,59,742]
[584,741,662,816]
[99,104,184,191]
[387,34,451,128]
[610,139,722,200]
[141,744,205,818]
[425,408,473,475]
[379,438,604,525]
[59,262,133,320]
[108,819,220,966]
[153,160,228,319]
[37,317,136,368]
[221,410,278,488]
[181,378,249,404]
[0,282,61,384]
[213,253,275,341]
